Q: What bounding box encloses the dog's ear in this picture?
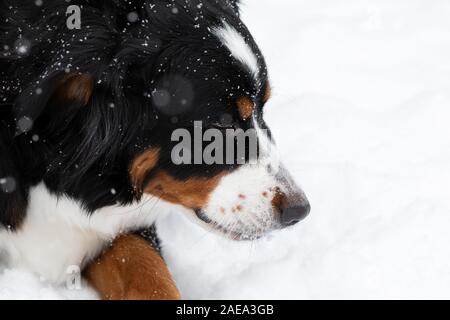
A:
[13,71,94,134]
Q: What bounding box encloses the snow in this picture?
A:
[1,0,450,299]
[0,269,97,300]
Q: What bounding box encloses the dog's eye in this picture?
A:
[209,113,239,130]
[210,122,239,130]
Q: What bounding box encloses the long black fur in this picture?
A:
[0,0,269,230]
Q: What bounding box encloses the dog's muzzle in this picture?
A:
[273,166,311,227]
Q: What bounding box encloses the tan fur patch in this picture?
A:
[84,234,180,300]
[58,73,94,105]
[271,188,285,213]
[130,147,225,208]
[130,148,161,191]
[264,82,272,102]
[237,96,254,120]
[143,171,225,209]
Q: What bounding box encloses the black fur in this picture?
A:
[135,225,161,254]
[0,0,269,229]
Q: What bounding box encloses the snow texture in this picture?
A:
[1,0,450,299]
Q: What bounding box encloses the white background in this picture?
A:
[2,0,450,299]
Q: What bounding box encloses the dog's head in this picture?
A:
[11,0,309,240]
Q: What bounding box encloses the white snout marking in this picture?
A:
[201,120,286,239]
[204,163,283,238]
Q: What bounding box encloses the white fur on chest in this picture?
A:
[0,183,177,284]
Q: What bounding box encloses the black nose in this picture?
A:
[280,203,310,227]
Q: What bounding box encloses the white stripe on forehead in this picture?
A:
[211,22,260,80]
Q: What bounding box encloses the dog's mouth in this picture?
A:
[194,209,271,241]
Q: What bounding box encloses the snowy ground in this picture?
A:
[2,0,450,299]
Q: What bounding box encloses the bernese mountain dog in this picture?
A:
[0,0,310,299]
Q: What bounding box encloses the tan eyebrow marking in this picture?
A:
[263,82,271,103]
[236,96,254,120]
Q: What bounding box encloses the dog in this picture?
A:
[0,0,310,299]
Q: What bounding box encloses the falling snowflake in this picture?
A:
[152,89,171,108]
[0,177,17,193]
[16,116,34,133]
[127,12,139,23]
[14,38,31,56]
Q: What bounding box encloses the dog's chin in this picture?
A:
[193,209,276,241]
